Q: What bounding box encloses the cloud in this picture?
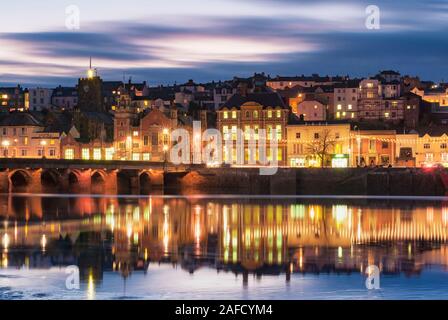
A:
[0,0,447,86]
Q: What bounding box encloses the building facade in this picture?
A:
[29,88,53,111]
[286,123,351,168]
[217,92,289,166]
[296,100,326,122]
[0,113,62,159]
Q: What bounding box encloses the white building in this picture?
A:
[333,80,360,120]
[28,88,53,111]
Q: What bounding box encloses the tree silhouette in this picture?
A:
[305,129,336,168]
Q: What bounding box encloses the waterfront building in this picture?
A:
[352,129,396,167]
[61,133,114,161]
[286,122,351,168]
[0,112,64,159]
[113,105,186,161]
[217,92,289,166]
[395,133,418,167]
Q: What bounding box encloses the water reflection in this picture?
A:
[1,195,448,298]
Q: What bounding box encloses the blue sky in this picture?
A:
[0,0,447,87]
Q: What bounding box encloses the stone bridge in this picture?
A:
[0,159,198,194]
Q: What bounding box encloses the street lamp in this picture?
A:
[40,140,47,159]
[163,144,169,172]
[354,125,361,167]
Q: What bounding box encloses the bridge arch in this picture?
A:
[67,169,83,186]
[41,169,62,188]
[9,170,32,191]
[91,169,107,184]
[117,170,133,194]
[139,171,152,194]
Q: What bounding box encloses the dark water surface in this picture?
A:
[1,194,448,300]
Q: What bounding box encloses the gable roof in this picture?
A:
[0,112,43,127]
[221,93,286,109]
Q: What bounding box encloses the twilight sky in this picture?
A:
[0,0,447,87]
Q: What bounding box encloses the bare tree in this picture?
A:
[306,129,336,168]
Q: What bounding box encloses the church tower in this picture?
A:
[77,58,104,112]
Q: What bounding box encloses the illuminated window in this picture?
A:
[442,153,448,162]
[232,111,237,119]
[367,92,374,98]
[105,148,114,160]
[82,148,90,160]
[348,105,352,110]
[93,148,101,160]
[24,137,28,145]
[133,131,139,137]
[223,112,228,119]
[143,153,150,161]
[231,126,237,140]
[267,125,273,139]
[276,125,282,140]
[254,125,259,140]
[65,149,74,160]
[337,105,342,110]
[50,139,55,145]
[244,125,251,140]
[253,110,259,118]
[132,153,140,161]
[276,110,281,118]
[268,110,273,118]
[351,112,355,118]
[425,153,434,162]
[384,112,390,118]
[336,112,341,118]
[223,126,229,140]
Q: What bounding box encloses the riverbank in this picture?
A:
[165,167,448,196]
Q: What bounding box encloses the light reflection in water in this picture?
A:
[0,195,448,290]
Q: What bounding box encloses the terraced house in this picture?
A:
[217,92,289,166]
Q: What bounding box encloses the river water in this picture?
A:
[1,194,448,300]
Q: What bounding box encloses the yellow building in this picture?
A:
[412,87,448,106]
[217,92,289,166]
[415,133,448,167]
[286,123,351,167]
